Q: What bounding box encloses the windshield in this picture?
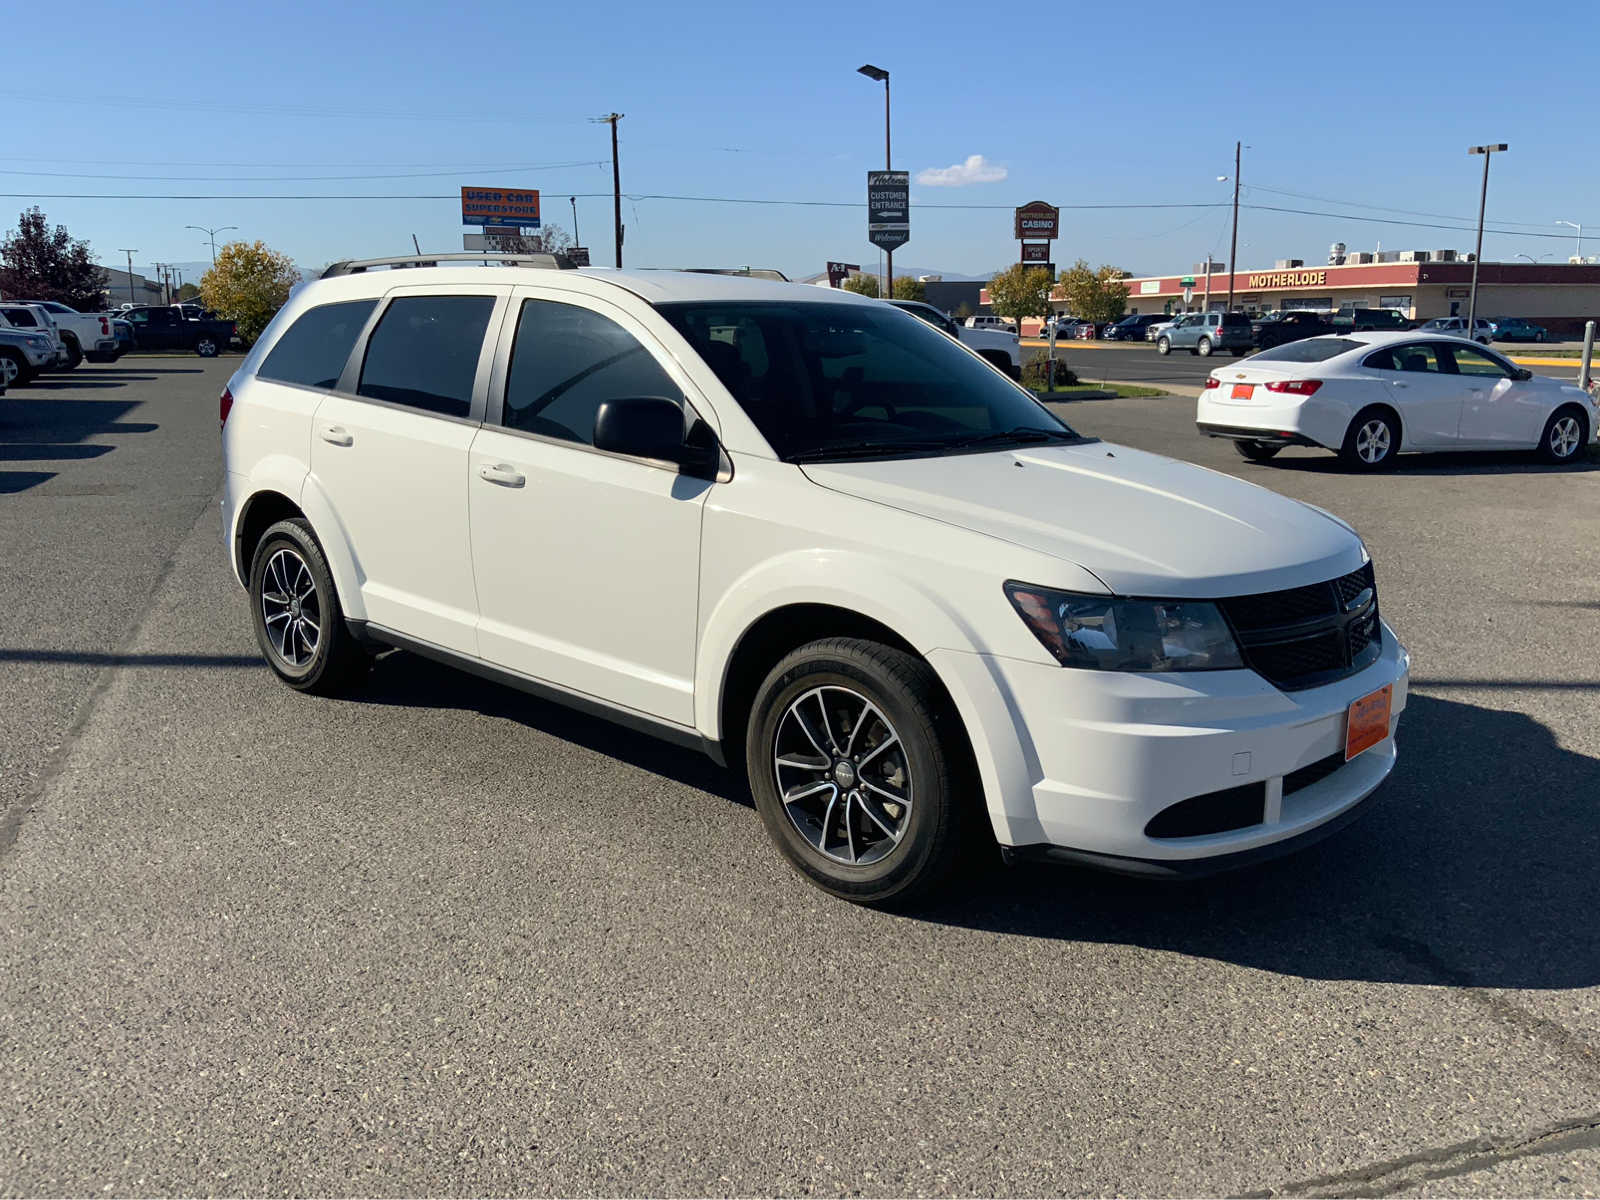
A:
[659,300,1081,461]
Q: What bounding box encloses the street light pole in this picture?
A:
[186,224,237,266]
[1557,220,1583,261]
[1226,140,1240,312]
[570,196,580,247]
[117,249,138,305]
[1466,145,1507,333]
[858,64,892,298]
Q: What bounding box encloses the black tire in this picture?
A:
[1340,406,1401,471]
[59,335,82,370]
[1234,439,1282,462]
[195,336,220,358]
[1156,337,1171,356]
[1538,404,1588,464]
[1196,337,1213,357]
[0,348,34,387]
[745,637,972,906]
[1230,347,1248,356]
[248,518,369,694]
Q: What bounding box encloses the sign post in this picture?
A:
[1015,201,1061,329]
[868,170,909,297]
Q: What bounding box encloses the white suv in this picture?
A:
[222,255,1410,903]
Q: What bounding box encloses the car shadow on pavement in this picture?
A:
[0,398,155,444]
[920,692,1600,991]
[1255,448,1600,476]
[359,650,746,805]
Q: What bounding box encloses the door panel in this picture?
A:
[310,395,481,653]
[1449,345,1549,446]
[1373,342,1463,448]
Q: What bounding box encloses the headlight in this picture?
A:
[1005,582,1244,672]
[27,335,49,348]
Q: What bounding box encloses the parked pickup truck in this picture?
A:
[120,306,237,356]
[20,300,120,367]
[890,299,1023,377]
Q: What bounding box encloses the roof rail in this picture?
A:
[320,252,577,279]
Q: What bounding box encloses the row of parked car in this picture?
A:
[0,299,239,391]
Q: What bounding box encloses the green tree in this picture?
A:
[841,273,880,298]
[1058,259,1131,324]
[200,240,301,347]
[891,275,926,302]
[0,207,107,311]
[986,264,1054,330]
[176,282,201,302]
[954,301,974,320]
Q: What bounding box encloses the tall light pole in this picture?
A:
[1557,220,1583,261]
[570,196,580,247]
[857,64,892,298]
[1226,141,1241,312]
[1466,144,1508,333]
[186,224,237,266]
[116,248,138,305]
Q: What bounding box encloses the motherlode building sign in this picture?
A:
[461,187,541,228]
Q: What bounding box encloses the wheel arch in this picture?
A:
[232,471,366,620]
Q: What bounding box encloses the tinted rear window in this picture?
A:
[258,299,377,390]
[1221,313,1250,327]
[1250,338,1364,363]
[358,295,495,419]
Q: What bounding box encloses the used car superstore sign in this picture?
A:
[1247,270,1328,288]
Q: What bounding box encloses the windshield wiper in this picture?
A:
[941,426,1082,450]
[787,439,949,463]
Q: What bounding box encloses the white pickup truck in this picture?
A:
[16,300,120,367]
[889,299,1023,378]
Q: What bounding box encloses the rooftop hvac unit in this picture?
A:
[1433,250,1458,262]
[1398,250,1429,263]
[1274,258,1305,269]
[1329,241,1347,266]
[1377,251,1402,263]
[1346,251,1375,265]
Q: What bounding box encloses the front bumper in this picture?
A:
[932,623,1409,869]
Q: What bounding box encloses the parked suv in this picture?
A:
[1157,311,1253,356]
[222,254,1408,903]
[0,325,57,386]
[1416,316,1493,345]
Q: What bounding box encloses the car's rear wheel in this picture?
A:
[1534,331,1546,343]
[58,335,83,370]
[1156,337,1171,356]
[1196,337,1213,357]
[249,518,369,694]
[1539,405,1588,464]
[1234,439,1282,462]
[746,638,971,906]
[1340,407,1400,470]
[195,336,220,357]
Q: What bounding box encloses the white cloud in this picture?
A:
[915,154,1008,188]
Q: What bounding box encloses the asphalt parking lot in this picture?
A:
[3,360,1598,1196]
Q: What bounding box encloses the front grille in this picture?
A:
[1217,563,1381,691]
[1283,751,1346,795]
[1144,782,1264,839]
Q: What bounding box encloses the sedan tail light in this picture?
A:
[1205,376,1222,390]
[1265,379,1323,396]
[219,387,234,427]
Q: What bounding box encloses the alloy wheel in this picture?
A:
[1356,419,1392,464]
[260,547,322,668]
[773,685,911,866]
[0,357,17,386]
[1550,415,1582,459]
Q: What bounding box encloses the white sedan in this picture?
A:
[1196,331,1598,470]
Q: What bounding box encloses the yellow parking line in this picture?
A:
[1510,356,1586,368]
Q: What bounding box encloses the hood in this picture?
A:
[801,441,1365,597]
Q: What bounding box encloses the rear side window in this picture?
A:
[258,299,376,390]
[1364,343,1445,373]
[1,308,39,328]
[1221,313,1250,327]
[501,299,682,445]
[1252,338,1364,363]
[358,295,495,419]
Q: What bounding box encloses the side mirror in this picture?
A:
[593,396,719,477]
[1514,367,1534,381]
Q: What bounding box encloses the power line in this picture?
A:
[1247,183,1585,231]
[0,160,609,182]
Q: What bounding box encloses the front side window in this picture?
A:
[660,300,1080,462]
[501,299,683,445]
[358,294,495,419]
[258,299,376,390]
[1445,344,1513,378]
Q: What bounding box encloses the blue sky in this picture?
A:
[8,0,1596,283]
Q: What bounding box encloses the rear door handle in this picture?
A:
[1390,382,1408,389]
[319,425,353,447]
[478,463,526,488]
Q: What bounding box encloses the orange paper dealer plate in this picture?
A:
[1345,684,1393,760]
[1230,383,1254,399]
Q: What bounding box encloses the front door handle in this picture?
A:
[478,463,526,488]
[319,425,353,447]
[1390,381,1408,389]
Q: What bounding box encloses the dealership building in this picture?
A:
[993,252,1600,338]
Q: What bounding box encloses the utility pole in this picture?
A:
[117,249,138,305]
[1467,144,1509,333]
[594,114,624,267]
[570,196,580,247]
[1226,140,1241,312]
[151,263,166,305]
[186,224,237,266]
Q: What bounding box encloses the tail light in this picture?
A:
[1265,379,1323,396]
[99,316,110,335]
[1205,376,1222,390]
[219,387,234,427]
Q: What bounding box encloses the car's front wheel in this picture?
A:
[0,349,32,387]
[1539,405,1588,464]
[1156,337,1171,356]
[249,518,369,694]
[746,638,971,906]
